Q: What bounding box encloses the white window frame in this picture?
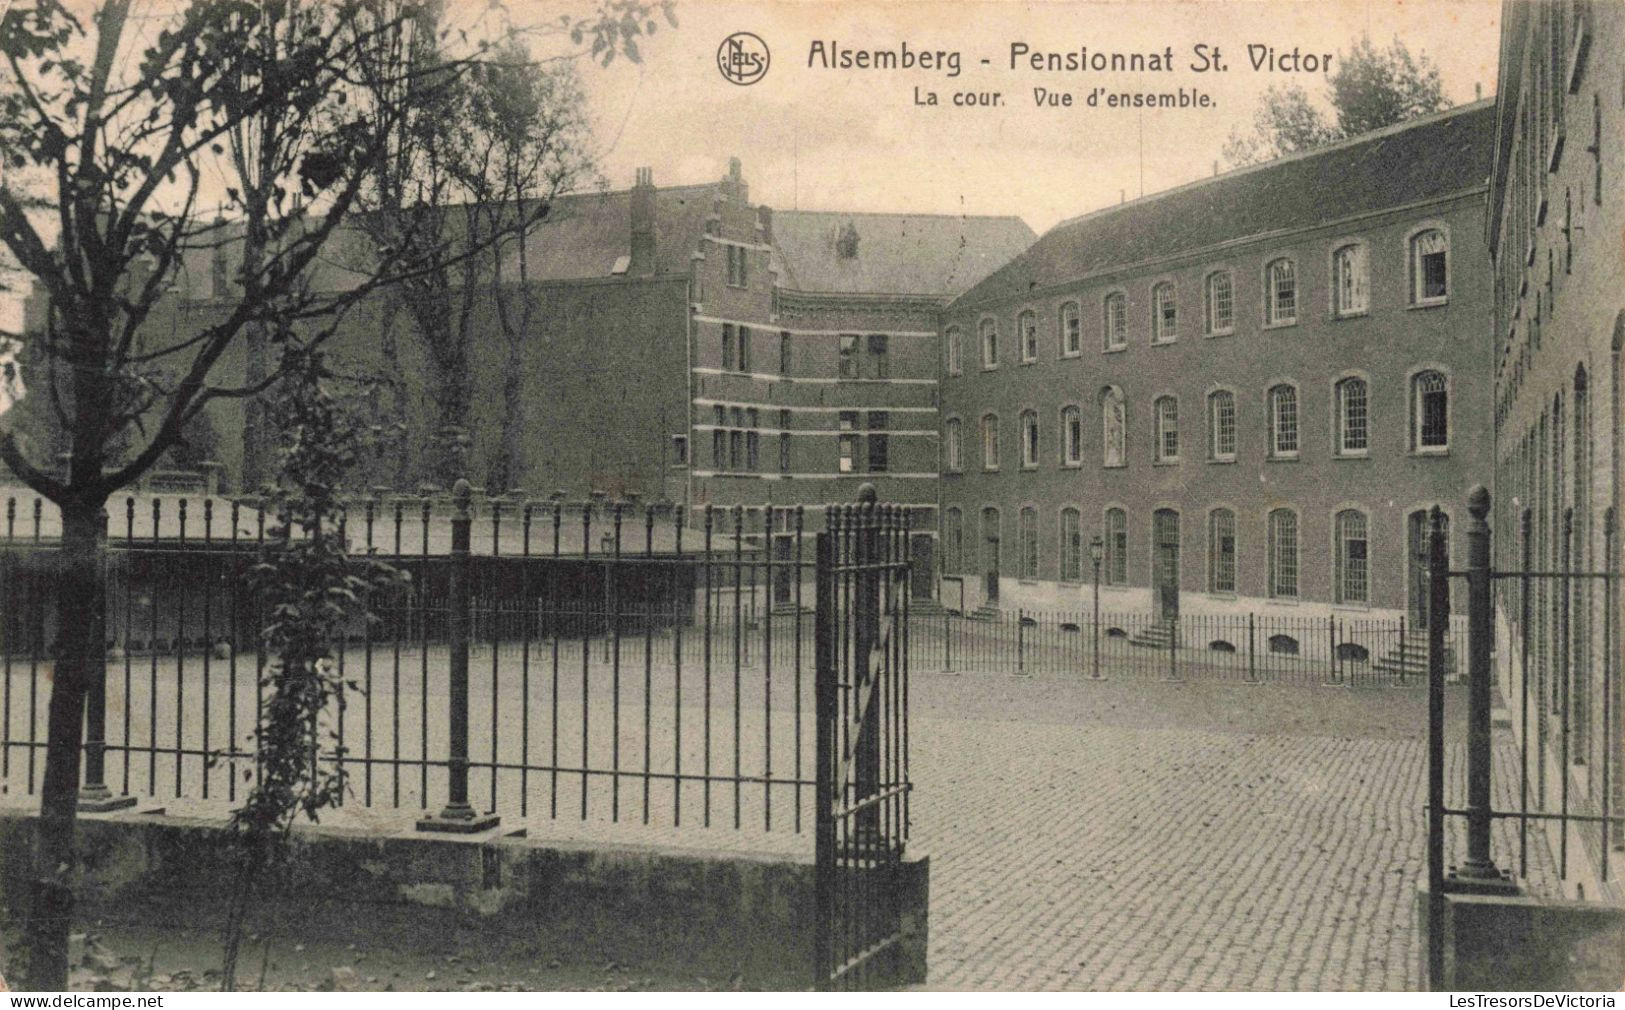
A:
[1334,508,1370,605]
[1018,506,1039,580]
[1020,409,1040,469]
[1153,395,1179,463]
[1060,405,1083,467]
[981,413,1000,470]
[1207,507,1237,594]
[1208,389,1237,462]
[1269,383,1300,459]
[1204,270,1234,336]
[1335,376,1370,457]
[1103,292,1127,351]
[1408,225,1450,307]
[1265,258,1298,327]
[1267,507,1300,600]
[944,417,963,472]
[980,318,999,370]
[1017,309,1039,363]
[1331,242,1370,318]
[1059,301,1082,357]
[1103,506,1128,586]
[1411,368,1450,454]
[1151,281,1177,344]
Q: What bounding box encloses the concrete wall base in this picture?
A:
[1419,883,1625,990]
[0,809,935,989]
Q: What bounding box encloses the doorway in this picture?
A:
[1407,509,1449,626]
[982,507,1001,603]
[1153,508,1180,623]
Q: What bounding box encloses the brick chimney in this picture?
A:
[756,205,773,245]
[629,167,655,275]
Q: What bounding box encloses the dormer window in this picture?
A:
[837,222,859,259]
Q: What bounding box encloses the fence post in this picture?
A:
[1425,505,1448,989]
[1166,616,1178,681]
[1017,608,1025,674]
[1246,612,1256,683]
[1452,486,1512,891]
[80,507,135,812]
[419,480,498,833]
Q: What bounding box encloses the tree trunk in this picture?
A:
[21,500,103,989]
[240,320,270,494]
[491,349,525,493]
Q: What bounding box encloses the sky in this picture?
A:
[525,0,1503,234]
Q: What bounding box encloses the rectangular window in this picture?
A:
[726,244,748,287]
[712,405,727,467]
[867,334,889,379]
[945,419,962,471]
[737,326,752,372]
[1205,272,1233,334]
[729,429,742,470]
[1208,510,1236,593]
[721,324,735,371]
[838,334,859,378]
[671,434,688,466]
[1210,393,1236,460]
[780,331,792,374]
[1060,510,1082,582]
[1268,510,1298,599]
[867,411,889,473]
[838,434,857,473]
[1105,509,1127,585]
[778,409,791,472]
[946,329,962,375]
[1019,508,1038,579]
[746,430,759,470]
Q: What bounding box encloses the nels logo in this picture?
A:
[718,32,769,86]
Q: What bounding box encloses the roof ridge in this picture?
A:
[1049,98,1496,235]
[773,208,1029,223]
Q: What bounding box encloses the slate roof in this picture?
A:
[951,100,1498,310]
[506,183,719,282]
[771,211,1036,299]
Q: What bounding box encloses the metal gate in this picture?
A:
[813,488,913,990]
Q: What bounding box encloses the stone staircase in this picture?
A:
[1128,620,1177,650]
[1373,630,1455,678]
[964,604,1003,622]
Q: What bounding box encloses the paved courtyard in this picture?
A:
[2,649,1550,991]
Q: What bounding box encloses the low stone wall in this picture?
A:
[1420,884,1625,990]
[0,810,827,988]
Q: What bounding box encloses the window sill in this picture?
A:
[1150,338,1177,347]
[1262,319,1298,331]
[1061,461,1083,470]
[1331,603,1372,614]
[1019,358,1037,366]
[1020,464,1039,471]
[1408,299,1449,311]
[1331,310,1369,322]
[983,467,1001,473]
[981,364,999,372]
[1266,454,1300,463]
[1207,456,1236,465]
[1332,452,1370,461]
[1204,328,1235,339]
[1103,462,1128,470]
[1153,459,1180,467]
[1102,346,1127,355]
[1411,448,1450,458]
[1060,350,1082,360]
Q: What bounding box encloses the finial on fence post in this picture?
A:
[857,482,877,505]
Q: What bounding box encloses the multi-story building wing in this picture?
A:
[938,101,1496,626]
[1488,0,1623,902]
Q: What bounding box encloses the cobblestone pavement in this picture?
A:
[907,675,1550,991]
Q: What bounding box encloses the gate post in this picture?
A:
[1451,486,1512,890]
[812,524,836,989]
[419,480,499,833]
[1425,506,1448,989]
[855,485,882,841]
[81,507,135,812]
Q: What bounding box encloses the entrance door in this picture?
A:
[910,533,934,600]
[1153,508,1180,623]
[1407,509,1449,626]
[982,507,1001,603]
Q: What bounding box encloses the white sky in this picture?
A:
[532,0,1502,234]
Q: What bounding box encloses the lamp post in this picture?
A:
[1089,534,1104,680]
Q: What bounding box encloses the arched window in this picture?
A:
[1266,258,1297,326]
[1268,508,1299,599]
[1269,384,1299,457]
[1018,507,1039,579]
[1335,509,1369,604]
[1205,270,1233,335]
[1410,229,1449,304]
[944,507,963,574]
[945,326,962,376]
[980,318,998,368]
[1103,292,1127,350]
[1101,386,1126,467]
[1060,507,1082,582]
[1412,370,1449,451]
[944,417,963,472]
[1208,508,1236,593]
[1059,301,1081,356]
[1104,508,1127,585]
[1020,409,1040,468]
[1335,377,1369,455]
[1208,390,1236,461]
[1332,243,1369,316]
[1151,282,1177,343]
[1060,405,1082,466]
[981,413,1000,470]
[1017,309,1038,362]
[1154,396,1179,462]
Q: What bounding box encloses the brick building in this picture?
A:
[1487,0,1622,900]
[938,101,1497,629]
